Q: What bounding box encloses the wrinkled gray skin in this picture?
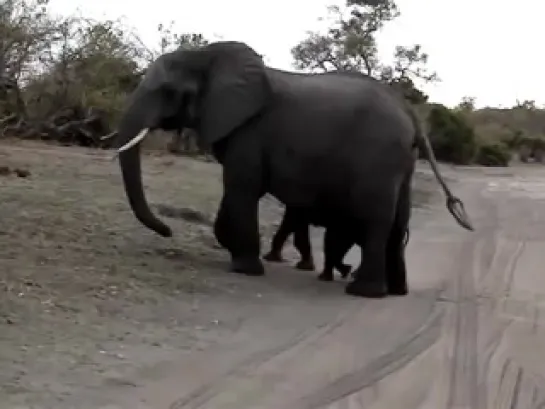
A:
[114,40,473,298]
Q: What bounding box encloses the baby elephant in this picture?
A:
[263,207,353,280]
[318,224,410,282]
[264,207,410,283]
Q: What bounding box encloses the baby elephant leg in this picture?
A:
[263,207,297,262]
[319,227,353,281]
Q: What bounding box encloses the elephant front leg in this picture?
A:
[214,193,264,276]
[318,227,348,281]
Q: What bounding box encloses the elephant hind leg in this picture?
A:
[293,223,315,271]
[385,178,411,296]
[318,227,337,281]
[345,226,390,297]
[263,251,284,262]
[331,234,353,279]
[345,193,397,298]
[264,207,297,263]
[336,261,353,279]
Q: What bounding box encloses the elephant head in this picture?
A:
[113,41,272,237]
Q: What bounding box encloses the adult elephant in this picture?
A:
[112,41,473,298]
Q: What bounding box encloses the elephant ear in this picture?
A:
[199,42,272,146]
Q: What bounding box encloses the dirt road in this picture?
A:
[114,166,545,409]
[2,141,545,408]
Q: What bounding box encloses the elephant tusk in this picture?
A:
[100,131,118,140]
[118,128,149,152]
[110,128,149,161]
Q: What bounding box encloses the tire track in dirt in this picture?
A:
[443,183,533,409]
[473,211,518,409]
[445,235,480,409]
[291,302,444,409]
[444,176,545,409]
[168,300,364,409]
[415,179,493,409]
[163,289,441,409]
[477,236,524,404]
[477,179,545,408]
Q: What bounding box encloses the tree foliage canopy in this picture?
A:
[291,0,436,104]
[0,0,540,166]
[0,0,211,146]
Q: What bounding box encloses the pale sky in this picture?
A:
[49,0,542,109]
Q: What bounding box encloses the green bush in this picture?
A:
[424,104,478,165]
[516,135,545,163]
[503,129,525,149]
[475,142,511,167]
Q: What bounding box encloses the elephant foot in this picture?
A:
[345,279,387,298]
[386,263,408,296]
[295,259,315,271]
[231,257,265,276]
[263,251,284,263]
[336,263,352,279]
[317,271,334,281]
[387,281,408,296]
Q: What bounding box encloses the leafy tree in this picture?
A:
[475,142,511,167]
[379,44,437,83]
[0,0,60,82]
[291,0,437,103]
[514,99,537,110]
[0,6,152,145]
[0,0,61,118]
[24,18,144,123]
[292,0,398,74]
[156,22,209,55]
[0,3,214,148]
[426,104,477,165]
[456,96,476,113]
[388,77,428,104]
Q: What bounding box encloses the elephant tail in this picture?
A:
[408,107,474,231]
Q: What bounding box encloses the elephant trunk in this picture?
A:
[116,101,173,237]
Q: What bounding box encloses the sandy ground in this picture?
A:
[1,140,545,408]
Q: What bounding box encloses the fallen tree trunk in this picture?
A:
[0,105,115,148]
